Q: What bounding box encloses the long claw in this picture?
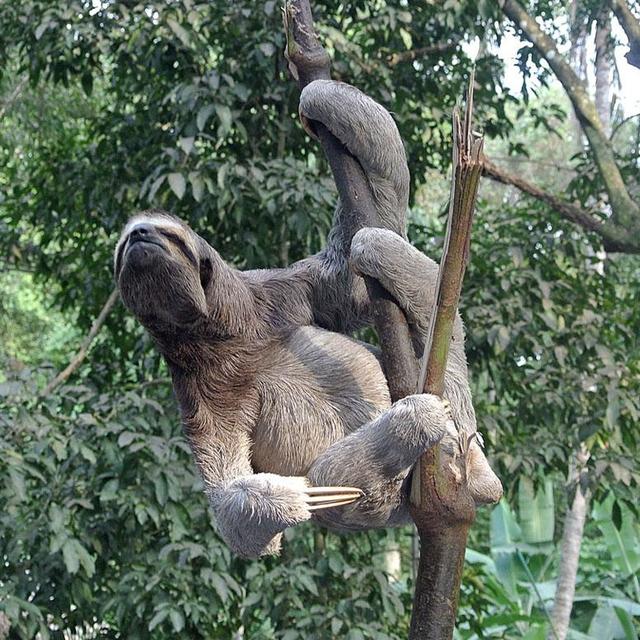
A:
[304,486,363,511]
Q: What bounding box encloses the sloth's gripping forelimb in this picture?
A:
[299,80,410,231]
[209,474,362,558]
[349,227,480,447]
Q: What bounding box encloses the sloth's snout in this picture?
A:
[129,223,157,244]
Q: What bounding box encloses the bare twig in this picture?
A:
[0,76,27,120]
[41,289,119,396]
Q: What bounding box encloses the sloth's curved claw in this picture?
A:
[304,485,364,511]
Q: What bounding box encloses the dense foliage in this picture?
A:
[1,1,639,638]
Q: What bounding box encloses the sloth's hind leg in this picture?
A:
[306,394,453,530]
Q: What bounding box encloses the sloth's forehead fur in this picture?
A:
[121,210,185,237]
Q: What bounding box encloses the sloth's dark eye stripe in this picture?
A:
[160,229,198,267]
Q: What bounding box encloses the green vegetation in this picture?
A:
[1,1,639,638]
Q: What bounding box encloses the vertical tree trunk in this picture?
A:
[595,12,612,137]
[384,530,402,583]
[0,612,9,640]
[547,449,591,640]
[569,0,588,148]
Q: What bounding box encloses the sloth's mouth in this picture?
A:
[128,236,166,250]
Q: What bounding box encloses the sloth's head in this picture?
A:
[114,210,214,331]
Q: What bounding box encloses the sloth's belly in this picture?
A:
[250,326,391,476]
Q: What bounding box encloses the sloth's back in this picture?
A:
[251,326,391,476]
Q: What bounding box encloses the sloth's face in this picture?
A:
[114,211,213,329]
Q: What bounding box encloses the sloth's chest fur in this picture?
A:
[250,326,391,476]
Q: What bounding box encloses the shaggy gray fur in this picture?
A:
[114,81,477,558]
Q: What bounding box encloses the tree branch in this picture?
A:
[285,7,501,637]
[610,0,640,69]
[41,288,119,396]
[387,41,459,66]
[408,82,502,640]
[483,159,639,253]
[284,0,418,400]
[0,76,27,120]
[500,0,640,232]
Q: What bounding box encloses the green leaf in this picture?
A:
[100,479,119,502]
[189,172,204,202]
[614,607,639,640]
[167,18,191,47]
[8,468,26,501]
[593,496,640,577]
[518,477,554,544]
[399,27,412,50]
[197,104,215,130]
[258,43,275,57]
[154,474,168,506]
[178,137,195,155]
[168,173,186,200]
[49,504,65,533]
[588,604,625,640]
[215,105,232,135]
[490,500,522,597]
[149,609,169,631]
[169,609,185,632]
[117,431,136,447]
[35,21,51,40]
[62,539,80,574]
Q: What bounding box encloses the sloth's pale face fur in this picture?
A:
[115,212,213,330]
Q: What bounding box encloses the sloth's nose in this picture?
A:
[129,223,155,242]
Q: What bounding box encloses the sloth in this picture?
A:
[115,80,494,558]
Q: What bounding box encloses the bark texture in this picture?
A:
[595,11,612,137]
[284,0,418,402]
[547,451,591,640]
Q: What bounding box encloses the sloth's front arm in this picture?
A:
[182,403,362,558]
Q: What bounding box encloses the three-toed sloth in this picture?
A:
[115,80,494,558]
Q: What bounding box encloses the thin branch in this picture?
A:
[0,76,27,120]
[387,41,459,66]
[41,289,119,396]
[610,0,640,69]
[483,159,639,253]
[611,112,640,140]
[488,156,576,172]
[500,0,640,231]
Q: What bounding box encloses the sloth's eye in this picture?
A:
[199,258,213,290]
